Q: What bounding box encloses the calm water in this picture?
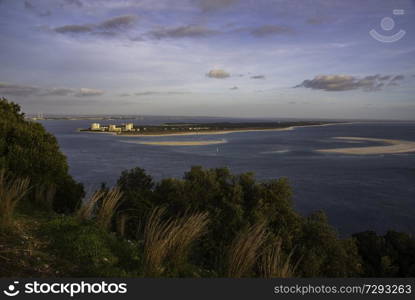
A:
[40,118,415,236]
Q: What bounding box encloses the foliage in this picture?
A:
[39,216,140,276]
[0,98,84,213]
[116,167,154,238]
[353,230,415,277]
[294,211,362,277]
[0,169,30,230]
[117,166,362,277]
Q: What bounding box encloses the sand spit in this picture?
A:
[119,127,295,137]
[116,122,351,138]
[317,137,415,155]
[124,139,227,146]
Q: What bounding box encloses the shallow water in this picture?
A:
[40,119,415,236]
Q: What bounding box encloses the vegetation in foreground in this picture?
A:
[1,97,415,278]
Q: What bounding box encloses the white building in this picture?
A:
[91,123,101,130]
[108,124,121,132]
[125,123,134,131]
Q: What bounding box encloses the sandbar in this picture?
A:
[123,139,227,146]
[317,137,415,155]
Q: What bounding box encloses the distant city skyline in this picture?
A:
[1,0,415,120]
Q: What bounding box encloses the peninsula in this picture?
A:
[80,121,336,136]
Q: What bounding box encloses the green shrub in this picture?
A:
[40,216,140,276]
[116,166,364,277]
[353,230,415,277]
[0,98,84,213]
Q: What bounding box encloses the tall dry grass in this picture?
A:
[76,189,104,221]
[169,211,209,266]
[95,188,123,231]
[77,188,123,231]
[0,170,30,229]
[259,238,300,278]
[143,207,209,276]
[227,221,268,278]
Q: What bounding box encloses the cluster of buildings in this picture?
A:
[90,123,137,132]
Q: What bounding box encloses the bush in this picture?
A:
[116,166,361,277]
[295,211,362,277]
[40,216,141,276]
[0,98,84,213]
[353,230,415,277]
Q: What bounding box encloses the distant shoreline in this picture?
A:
[81,122,350,137]
[317,137,415,155]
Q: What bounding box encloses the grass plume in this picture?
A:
[0,169,30,229]
[95,187,123,231]
[142,207,209,276]
[76,188,123,231]
[227,221,268,278]
[76,190,105,221]
[169,211,209,267]
[259,238,300,278]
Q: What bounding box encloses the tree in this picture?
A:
[353,230,415,277]
[0,97,84,213]
[116,167,155,238]
[295,211,362,277]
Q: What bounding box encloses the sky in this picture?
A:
[0,0,415,120]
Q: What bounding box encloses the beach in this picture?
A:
[118,127,295,137]
[317,137,415,155]
[123,139,227,146]
[112,122,351,138]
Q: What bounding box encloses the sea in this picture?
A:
[39,117,415,236]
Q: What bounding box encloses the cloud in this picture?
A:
[0,82,104,97]
[391,75,404,81]
[54,25,93,33]
[378,75,391,81]
[63,0,83,7]
[294,74,404,92]
[24,0,51,17]
[251,75,265,79]
[306,16,333,25]
[54,15,137,35]
[119,93,131,97]
[386,75,404,87]
[99,15,137,30]
[74,88,105,97]
[147,25,219,39]
[135,91,158,96]
[24,0,35,10]
[206,69,230,79]
[134,91,191,97]
[230,86,238,90]
[197,0,240,12]
[41,88,74,96]
[0,82,39,96]
[250,25,293,37]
